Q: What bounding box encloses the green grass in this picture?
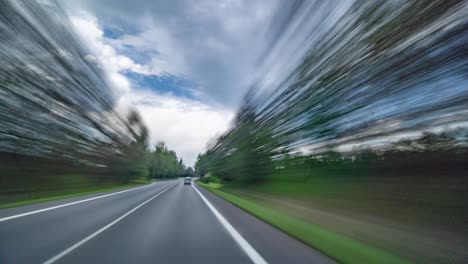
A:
[0,182,148,209]
[199,182,411,264]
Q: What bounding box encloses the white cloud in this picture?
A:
[70,12,151,93]
[119,91,233,166]
[69,11,233,166]
[64,0,281,106]
[109,26,187,77]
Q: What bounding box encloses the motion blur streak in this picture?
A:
[196,0,468,263]
[0,0,137,160]
[1,0,468,263]
[0,0,185,206]
[252,0,468,151]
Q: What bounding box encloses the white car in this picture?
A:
[184,177,192,185]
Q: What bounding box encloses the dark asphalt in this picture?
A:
[0,179,335,264]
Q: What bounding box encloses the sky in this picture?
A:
[59,0,468,166]
[62,0,281,166]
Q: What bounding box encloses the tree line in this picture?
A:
[195,104,468,184]
[195,0,468,183]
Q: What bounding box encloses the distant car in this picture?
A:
[184,177,192,185]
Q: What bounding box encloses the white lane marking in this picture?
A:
[0,182,165,222]
[43,183,176,264]
[192,184,268,264]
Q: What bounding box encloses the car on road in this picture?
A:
[184,177,192,185]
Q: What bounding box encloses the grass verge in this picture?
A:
[198,181,411,264]
[0,182,148,209]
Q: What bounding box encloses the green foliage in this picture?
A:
[197,131,468,262]
[0,0,186,200]
[0,0,194,205]
[194,0,468,186]
[147,142,185,179]
[199,175,222,185]
[195,152,211,177]
[0,182,145,209]
[202,186,410,264]
[195,105,274,184]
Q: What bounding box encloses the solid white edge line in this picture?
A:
[192,184,268,264]
[43,183,176,264]
[0,182,162,222]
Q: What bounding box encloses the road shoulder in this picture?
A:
[196,182,337,264]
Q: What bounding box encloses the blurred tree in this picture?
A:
[147,142,184,179]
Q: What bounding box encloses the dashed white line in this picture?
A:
[192,184,268,264]
[0,182,161,222]
[43,183,176,264]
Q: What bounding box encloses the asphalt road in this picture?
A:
[0,179,336,264]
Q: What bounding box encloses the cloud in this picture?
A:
[109,26,188,77]
[64,0,281,107]
[70,12,151,94]
[69,10,233,166]
[119,91,233,166]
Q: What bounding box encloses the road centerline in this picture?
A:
[192,184,268,264]
[42,183,177,264]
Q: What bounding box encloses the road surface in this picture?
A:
[0,179,335,263]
